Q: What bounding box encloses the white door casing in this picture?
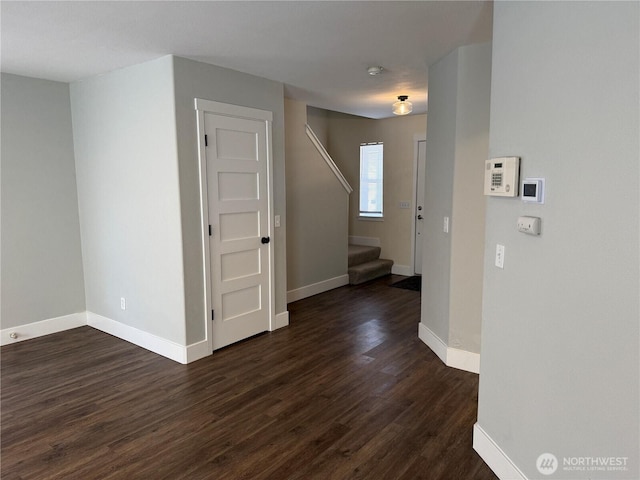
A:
[413,136,427,275]
[195,99,274,351]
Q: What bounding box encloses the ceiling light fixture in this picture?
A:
[367,66,384,76]
[392,95,412,115]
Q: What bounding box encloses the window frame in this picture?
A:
[358,142,384,220]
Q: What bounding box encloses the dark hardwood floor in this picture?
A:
[1,275,497,479]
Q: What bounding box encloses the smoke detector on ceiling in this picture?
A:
[367,66,384,76]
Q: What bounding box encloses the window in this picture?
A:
[359,142,384,218]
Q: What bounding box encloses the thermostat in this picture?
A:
[521,178,545,204]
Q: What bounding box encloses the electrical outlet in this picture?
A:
[120,297,126,310]
[274,215,281,228]
[495,244,505,269]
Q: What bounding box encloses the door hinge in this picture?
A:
[212,309,215,320]
[208,225,212,236]
[204,134,208,147]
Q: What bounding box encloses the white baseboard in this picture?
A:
[447,346,480,373]
[287,274,349,303]
[391,264,413,276]
[87,312,195,364]
[273,311,290,330]
[1,310,212,364]
[473,424,527,480]
[1,312,87,346]
[349,235,380,247]
[418,322,448,363]
[417,322,480,374]
[185,338,213,363]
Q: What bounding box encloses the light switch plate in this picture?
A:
[495,244,505,269]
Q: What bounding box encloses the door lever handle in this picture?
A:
[261,236,270,244]
[417,215,423,220]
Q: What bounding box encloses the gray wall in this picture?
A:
[306,106,330,146]
[1,74,85,328]
[449,42,491,351]
[285,99,348,292]
[477,2,639,478]
[172,56,287,343]
[421,49,458,344]
[70,56,188,344]
[420,42,491,354]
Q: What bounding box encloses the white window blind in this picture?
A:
[359,143,383,218]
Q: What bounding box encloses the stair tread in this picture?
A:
[348,258,394,273]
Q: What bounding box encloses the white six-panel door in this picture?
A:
[196,100,273,350]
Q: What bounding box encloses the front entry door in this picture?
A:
[199,102,272,350]
[414,138,426,274]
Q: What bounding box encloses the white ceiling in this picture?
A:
[1,1,493,119]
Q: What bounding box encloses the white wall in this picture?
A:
[1,74,85,328]
[285,99,349,297]
[70,56,188,344]
[172,56,287,343]
[420,42,491,358]
[477,2,639,478]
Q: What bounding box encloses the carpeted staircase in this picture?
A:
[348,244,393,285]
